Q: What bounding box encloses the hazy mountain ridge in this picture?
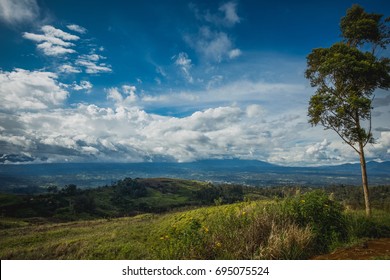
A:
[1,159,389,191]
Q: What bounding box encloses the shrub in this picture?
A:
[154,201,316,260]
[346,211,390,239]
[283,190,347,252]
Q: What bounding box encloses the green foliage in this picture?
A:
[1,189,390,260]
[306,5,390,148]
[306,42,390,147]
[340,4,389,48]
[305,4,390,216]
[152,201,308,260]
[346,210,390,240]
[283,190,347,252]
[195,184,244,204]
[0,178,248,222]
[62,184,78,196]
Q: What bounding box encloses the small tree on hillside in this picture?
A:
[305,5,390,216]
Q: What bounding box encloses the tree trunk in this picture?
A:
[358,141,371,216]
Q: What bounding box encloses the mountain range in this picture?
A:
[0,159,389,192]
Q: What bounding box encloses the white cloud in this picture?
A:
[36,41,76,56]
[192,1,240,27]
[185,27,240,62]
[76,54,112,74]
[207,75,224,89]
[67,24,87,34]
[0,0,39,25]
[22,32,74,47]
[1,97,389,164]
[138,79,306,112]
[370,131,390,161]
[106,85,138,107]
[304,139,341,162]
[58,64,81,74]
[82,54,105,61]
[246,104,264,119]
[186,2,241,63]
[174,52,193,83]
[23,24,111,74]
[72,81,93,92]
[156,66,167,77]
[229,48,242,59]
[41,25,79,41]
[23,25,79,56]
[219,1,240,26]
[106,87,123,104]
[0,68,68,111]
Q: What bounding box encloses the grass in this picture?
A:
[0,201,283,259]
[1,187,389,260]
[0,214,157,259]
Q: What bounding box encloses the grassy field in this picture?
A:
[1,187,389,259]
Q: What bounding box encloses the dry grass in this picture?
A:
[257,222,313,259]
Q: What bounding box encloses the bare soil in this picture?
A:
[312,238,390,260]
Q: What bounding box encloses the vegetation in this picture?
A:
[305,4,390,216]
[0,178,389,260]
[0,178,258,222]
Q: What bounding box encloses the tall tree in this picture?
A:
[305,5,390,216]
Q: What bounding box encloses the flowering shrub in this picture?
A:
[283,190,347,252]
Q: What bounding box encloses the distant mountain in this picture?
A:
[0,159,389,192]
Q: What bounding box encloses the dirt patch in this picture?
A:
[312,238,390,260]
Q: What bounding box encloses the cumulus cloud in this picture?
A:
[1,96,389,164]
[0,68,68,111]
[370,132,390,161]
[106,85,138,107]
[0,0,39,26]
[0,104,269,163]
[305,139,341,161]
[72,81,93,92]
[23,25,79,56]
[66,24,87,34]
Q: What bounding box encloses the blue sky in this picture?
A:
[0,0,389,165]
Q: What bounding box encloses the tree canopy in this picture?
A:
[305,4,390,216]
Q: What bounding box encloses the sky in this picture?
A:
[0,0,389,166]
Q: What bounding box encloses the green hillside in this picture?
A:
[0,178,263,222]
[1,179,390,259]
[1,186,390,259]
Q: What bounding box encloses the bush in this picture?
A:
[346,212,390,239]
[154,201,316,260]
[283,190,347,252]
